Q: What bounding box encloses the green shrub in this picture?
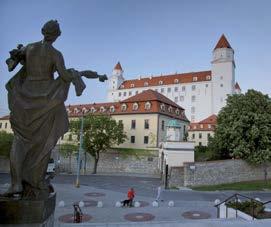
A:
[0,131,13,157]
[226,200,265,217]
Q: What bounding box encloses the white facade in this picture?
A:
[107,35,239,122]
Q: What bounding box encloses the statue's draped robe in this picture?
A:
[6,67,71,191]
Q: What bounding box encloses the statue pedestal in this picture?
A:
[0,193,56,227]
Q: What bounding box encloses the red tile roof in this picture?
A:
[120,70,212,89]
[235,82,241,90]
[66,90,189,122]
[188,115,217,131]
[114,62,123,71]
[0,115,9,120]
[122,89,183,109]
[214,34,232,50]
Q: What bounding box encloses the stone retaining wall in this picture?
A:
[169,159,271,187]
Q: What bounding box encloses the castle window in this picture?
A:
[191,106,195,113]
[90,107,96,113]
[200,124,203,129]
[0,123,2,128]
[174,79,179,83]
[206,84,209,88]
[82,107,88,114]
[131,120,136,129]
[130,84,135,88]
[193,125,197,129]
[199,133,202,139]
[159,80,163,85]
[193,77,197,82]
[220,84,223,87]
[121,104,127,111]
[109,106,115,113]
[132,102,139,111]
[123,92,127,96]
[144,136,149,144]
[182,86,186,91]
[5,122,8,129]
[118,92,121,97]
[192,95,196,102]
[167,87,171,92]
[161,120,165,130]
[130,136,135,143]
[192,85,196,91]
[160,104,165,111]
[206,75,211,80]
[174,97,178,102]
[135,90,139,94]
[220,76,223,80]
[192,133,195,139]
[180,96,184,101]
[144,119,149,129]
[145,101,151,110]
[174,87,178,92]
[161,88,164,93]
[168,106,173,113]
[144,82,149,86]
[208,124,211,129]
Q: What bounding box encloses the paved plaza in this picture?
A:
[1,173,271,226]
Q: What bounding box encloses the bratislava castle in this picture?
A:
[107,34,241,122]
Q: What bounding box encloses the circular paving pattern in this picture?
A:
[124,212,155,222]
[74,200,98,207]
[182,211,211,220]
[84,192,106,197]
[58,213,92,223]
[138,201,150,207]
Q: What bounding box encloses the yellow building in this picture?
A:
[0,115,12,133]
[188,115,217,146]
[0,90,189,149]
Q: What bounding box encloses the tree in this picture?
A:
[59,143,79,173]
[70,115,127,174]
[210,90,271,182]
[0,131,13,158]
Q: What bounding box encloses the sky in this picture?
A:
[0,0,270,116]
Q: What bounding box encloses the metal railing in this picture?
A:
[214,193,271,219]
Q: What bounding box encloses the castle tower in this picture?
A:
[211,34,235,114]
[107,62,124,101]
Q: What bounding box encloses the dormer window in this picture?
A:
[200,124,203,129]
[109,106,115,113]
[130,83,135,88]
[168,106,173,113]
[120,85,124,89]
[159,80,163,85]
[90,107,96,113]
[193,77,198,82]
[208,124,211,129]
[145,101,151,110]
[66,108,71,114]
[206,75,211,80]
[100,106,105,112]
[74,108,80,114]
[82,107,88,114]
[160,104,165,111]
[175,109,180,115]
[174,79,179,84]
[193,125,197,129]
[132,102,139,111]
[144,82,149,86]
[121,104,127,111]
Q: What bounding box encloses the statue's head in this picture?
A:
[41,20,61,42]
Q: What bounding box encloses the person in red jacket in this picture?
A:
[127,188,135,207]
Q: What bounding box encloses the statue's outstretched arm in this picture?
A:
[80,70,108,82]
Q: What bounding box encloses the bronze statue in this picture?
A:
[3,20,107,199]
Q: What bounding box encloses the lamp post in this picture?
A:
[75,114,84,188]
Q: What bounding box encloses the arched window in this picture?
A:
[130,83,135,88]
[174,79,179,84]
[159,80,163,85]
[145,102,151,110]
[100,106,105,112]
[168,106,173,113]
[132,102,139,111]
[175,108,180,115]
[144,82,149,86]
[90,107,96,113]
